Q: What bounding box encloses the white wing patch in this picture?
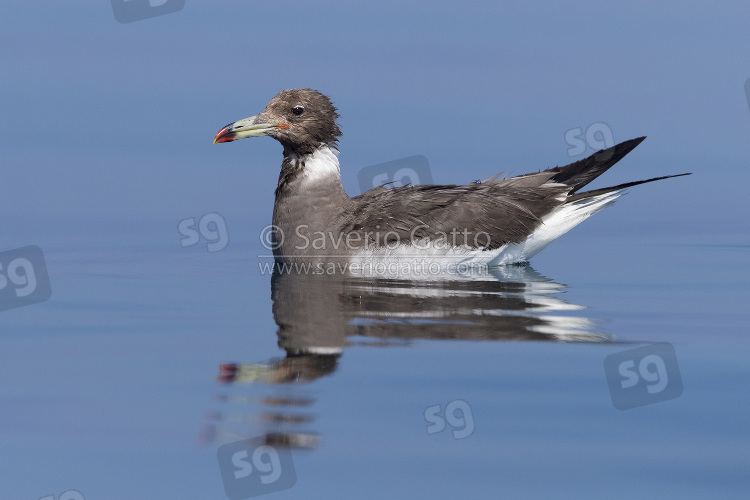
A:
[348,190,624,276]
[489,189,624,265]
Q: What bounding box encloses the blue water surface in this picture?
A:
[2,2,750,499]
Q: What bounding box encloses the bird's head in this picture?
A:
[213,89,341,156]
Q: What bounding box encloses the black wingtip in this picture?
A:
[624,135,646,145]
[548,136,649,194]
[622,135,647,152]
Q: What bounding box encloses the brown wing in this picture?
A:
[342,137,662,250]
[344,181,569,250]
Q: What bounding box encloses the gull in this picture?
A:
[214,89,689,269]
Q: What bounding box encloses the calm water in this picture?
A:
[5,3,750,498]
[2,219,748,499]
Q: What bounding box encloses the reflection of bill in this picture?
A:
[111,0,186,24]
[217,357,341,385]
[357,155,433,193]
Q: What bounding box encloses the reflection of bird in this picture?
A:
[207,266,613,449]
[271,265,610,349]
[214,89,689,266]
[216,266,609,385]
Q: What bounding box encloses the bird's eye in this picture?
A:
[292,105,305,116]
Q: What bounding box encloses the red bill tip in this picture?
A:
[213,126,235,144]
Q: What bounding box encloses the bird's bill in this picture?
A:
[213,114,279,143]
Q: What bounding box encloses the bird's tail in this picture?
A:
[542,136,691,202]
[566,173,691,203]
